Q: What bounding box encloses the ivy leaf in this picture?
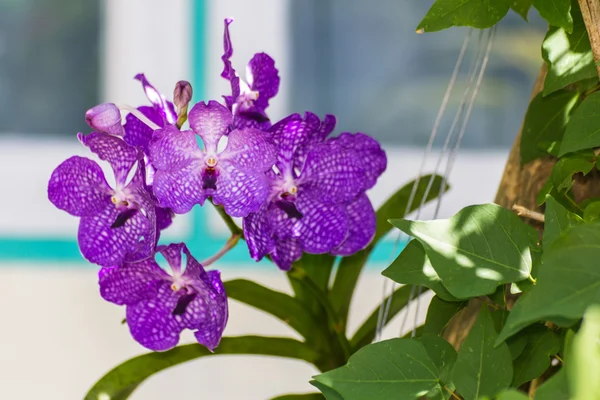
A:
[543,195,584,250]
[551,149,596,191]
[569,305,600,399]
[383,240,459,302]
[391,203,535,299]
[532,0,572,33]
[85,336,320,400]
[534,368,569,399]
[560,92,600,155]
[497,224,600,343]
[312,338,441,399]
[511,0,532,21]
[424,296,468,336]
[451,306,513,400]
[417,0,510,33]
[512,326,561,387]
[520,91,579,164]
[542,6,597,96]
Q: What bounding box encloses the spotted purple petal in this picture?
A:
[188,101,233,150]
[149,126,200,172]
[124,106,164,154]
[225,127,276,171]
[295,114,337,167]
[152,161,207,214]
[300,141,366,204]
[331,132,387,190]
[156,206,175,231]
[212,161,270,217]
[269,112,320,167]
[243,204,276,261]
[271,238,303,271]
[247,52,280,111]
[77,198,151,267]
[220,18,235,81]
[293,193,348,254]
[331,193,376,256]
[78,132,139,185]
[85,103,124,136]
[134,73,177,125]
[193,270,228,351]
[48,156,111,217]
[99,260,166,305]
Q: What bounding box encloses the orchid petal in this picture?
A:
[212,161,270,217]
[225,127,277,171]
[294,193,348,254]
[78,132,139,185]
[153,161,207,214]
[271,238,303,271]
[331,193,376,256]
[188,100,232,150]
[247,52,280,111]
[85,103,124,136]
[99,260,167,305]
[134,73,177,124]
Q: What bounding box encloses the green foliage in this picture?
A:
[390,203,536,299]
[495,389,530,399]
[519,91,579,164]
[271,394,325,400]
[542,6,597,96]
[532,0,572,33]
[424,297,467,335]
[560,92,600,155]
[534,369,569,400]
[511,0,532,21]
[543,195,584,250]
[416,0,510,32]
[85,336,320,400]
[569,305,600,399]
[451,306,513,400]
[551,149,596,191]
[511,326,560,387]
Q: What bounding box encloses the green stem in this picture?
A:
[289,266,352,360]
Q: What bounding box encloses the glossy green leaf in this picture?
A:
[511,0,532,20]
[85,336,320,400]
[551,149,596,191]
[560,92,600,155]
[424,296,467,336]
[543,195,584,251]
[498,224,600,343]
[350,284,423,351]
[532,0,572,32]
[534,368,569,400]
[451,306,513,400]
[312,338,441,399]
[496,389,530,399]
[225,280,319,340]
[309,381,344,400]
[421,334,458,399]
[520,91,579,164]
[569,305,600,399]
[417,0,510,32]
[391,203,535,299]
[271,394,325,400]
[383,240,459,302]
[512,326,560,387]
[330,174,449,329]
[542,6,597,96]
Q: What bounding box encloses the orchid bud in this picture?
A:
[85,103,124,136]
[173,80,193,128]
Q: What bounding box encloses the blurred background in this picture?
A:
[0,1,546,399]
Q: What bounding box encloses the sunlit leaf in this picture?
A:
[511,0,532,20]
[560,92,600,155]
[417,0,510,32]
[532,0,572,32]
[551,150,596,191]
[569,305,600,399]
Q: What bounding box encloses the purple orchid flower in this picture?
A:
[243,113,387,270]
[221,18,280,130]
[149,100,277,218]
[48,132,157,267]
[99,243,228,351]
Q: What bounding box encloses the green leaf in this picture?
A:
[507,334,529,360]
[417,0,510,32]
[584,200,600,223]
[420,334,458,400]
[532,0,572,32]
[225,279,319,340]
[511,0,532,20]
[312,338,441,399]
[569,305,600,399]
[512,326,561,387]
[451,306,513,400]
[85,336,320,400]
[271,394,325,400]
[424,296,467,336]
[350,284,423,351]
[520,91,580,164]
[383,240,459,302]
[496,389,530,399]
[309,381,344,400]
[542,6,597,96]
[534,368,569,400]
[560,92,600,155]
[543,195,584,250]
[288,254,335,321]
[551,149,596,191]
[497,224,600,343]
[391,203,535,299]
[330,174,449,330]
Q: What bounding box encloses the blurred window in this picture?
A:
[0,0,100,135]
[289,0,547,149]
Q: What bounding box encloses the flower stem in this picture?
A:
[289,266,352,360]
[201,233,241,266]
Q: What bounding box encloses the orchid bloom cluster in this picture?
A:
[47,19,386,352]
